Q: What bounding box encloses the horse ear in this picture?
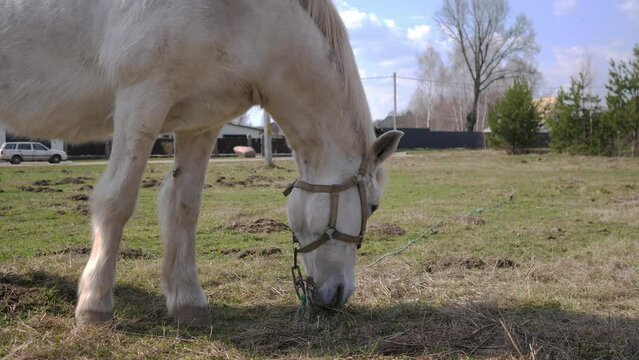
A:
[372,130,404,165]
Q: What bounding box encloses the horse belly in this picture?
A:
[0,68,115,142]
[0,0,114,142]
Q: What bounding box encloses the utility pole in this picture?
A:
[393,72,397,130]
[262,111,274,167]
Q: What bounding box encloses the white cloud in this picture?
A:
[618,0,639,26]
[544,43,632,95]
[340,9,369,29]
[407,25,432,49]
[333,1,430,119]
[331,1,455,119]
[383,19,398,29]
[552,0,577,16]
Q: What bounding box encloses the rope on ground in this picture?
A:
[367,193,515,268]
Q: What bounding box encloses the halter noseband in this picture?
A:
[283,163,369,302]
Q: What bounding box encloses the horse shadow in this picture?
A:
[2,270,638,359]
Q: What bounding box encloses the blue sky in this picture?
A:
[249,0,639,124]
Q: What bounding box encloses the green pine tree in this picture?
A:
[606,44,639,157]
[547,73,615,155]
[487,81,541,153]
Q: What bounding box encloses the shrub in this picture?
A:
[488,81,541,153]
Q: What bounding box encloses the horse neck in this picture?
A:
[266,78,372,183]
[258,41,373,183]
[244,0,374,182]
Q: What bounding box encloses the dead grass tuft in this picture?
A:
[368,222,406,236]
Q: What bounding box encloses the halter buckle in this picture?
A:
[325,227,336,239]
[355,173,365,182]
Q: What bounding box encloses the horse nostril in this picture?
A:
[370,204,379,214]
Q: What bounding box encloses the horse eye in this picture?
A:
[370,204,379,215]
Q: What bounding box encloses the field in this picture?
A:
[1,151,638,359]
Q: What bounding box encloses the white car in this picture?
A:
[0,142,68,164]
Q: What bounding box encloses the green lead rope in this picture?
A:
[295,293,311,322]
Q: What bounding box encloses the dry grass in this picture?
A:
[1,151,638,359]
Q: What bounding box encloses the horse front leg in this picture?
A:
[158,129,219,326]
[75,84,172,325]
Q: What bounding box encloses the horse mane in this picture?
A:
[296,0,375,154]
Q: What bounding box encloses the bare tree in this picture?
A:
[580,49,596,95]
[409,46,446,128]
[435,0,539,131]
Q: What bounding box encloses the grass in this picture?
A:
[0,150,638,359]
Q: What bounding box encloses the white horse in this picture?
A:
[0,0,402,326]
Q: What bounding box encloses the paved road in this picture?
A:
[0,156,293,168]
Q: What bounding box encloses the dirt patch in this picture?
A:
[37,247,91,256]
[33,179,52,186]
[141,178,162,188]
[79,185,93,191]
[615,195,639,207]
[239,247,282,259]
[225,219,289,233]
[220,247,282,259]
[368,223,406,236]
[36,246,153,259]
[220,248,241,256]
[0,282,44,316]
[495,259,517,268]
[0,272,74,317]
[213,173,287,188]
[55,176,93,185]
[70,194,89,202]
[19,185,62,193]
[424,257,517,273]
[546,227,566,241]
[118,248,154,259]
[75,204,90,216]
[0,205,12,216]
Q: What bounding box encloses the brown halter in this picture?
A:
[283,163,369,301]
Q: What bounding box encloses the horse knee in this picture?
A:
[91,185,137,225]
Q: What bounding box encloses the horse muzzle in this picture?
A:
[308,277,354,308]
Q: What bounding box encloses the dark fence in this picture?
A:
[64,138,174,158]
[66,142,109,157]
[376,128,551,150]
[376,128,484,149]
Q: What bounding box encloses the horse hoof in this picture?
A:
[174,306,212,327]
[75,310,113,326]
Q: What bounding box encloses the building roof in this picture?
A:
[224,123,264,132]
